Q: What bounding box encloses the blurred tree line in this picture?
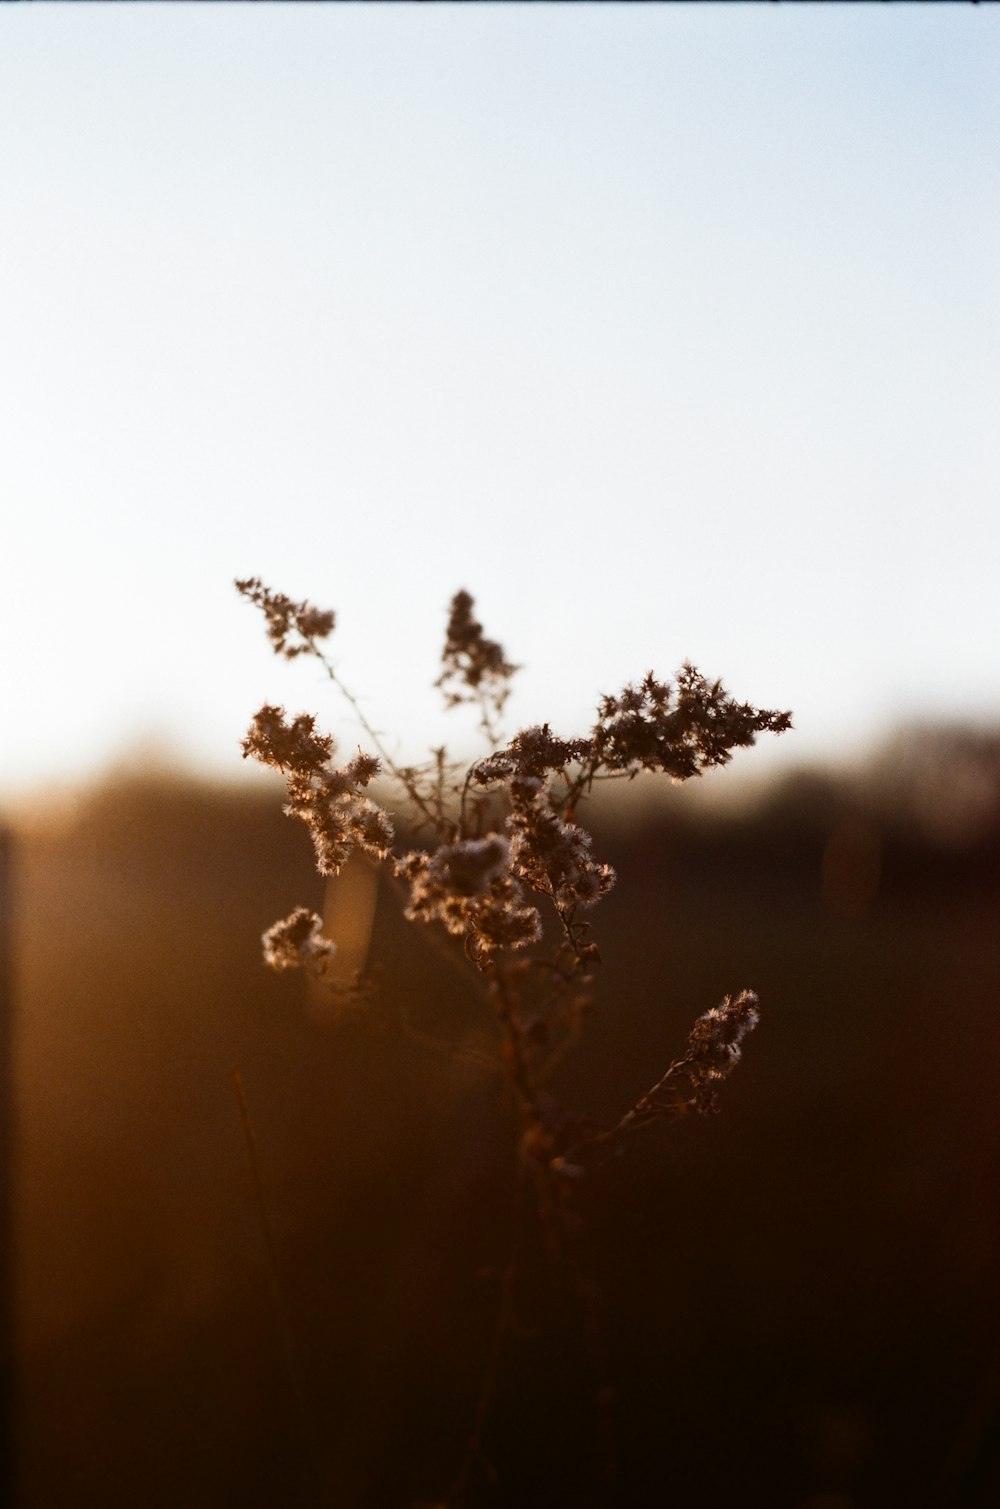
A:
[7,720,1000,1509]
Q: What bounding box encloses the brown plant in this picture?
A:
[236,577,792,1503]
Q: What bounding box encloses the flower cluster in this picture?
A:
[683,989,761,1112]
[262,906,336,975]
[286,763,394,877]
[592,667,792,780]
[242,704,393,876]
[241,704,333,774]
[235,576,335,659]
[471,672,790,799]
[507,776,615,911]
[395,837,542,967]
[612,989,763,1139]
[470,724,593,787]
[436,589,519,734]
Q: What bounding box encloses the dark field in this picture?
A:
[9,764,1000,1508]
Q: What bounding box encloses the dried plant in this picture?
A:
[235,575,791,1502]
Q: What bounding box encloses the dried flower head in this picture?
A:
[436,589,519,738]
[283,762,394,877]
[507,778,616,911]
[684,989,761,1108]
[395,839,542,967]
[262,906,336,975]
[594,667,792,780]
[241,704,334,776]
[241,705,392,876]
[236,576,336,659]
[610,990,763,1141]
[471,724,594,787]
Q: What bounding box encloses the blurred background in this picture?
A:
[2,6,999,1506]
[7,754,1000,1508]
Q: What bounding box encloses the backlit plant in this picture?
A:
[236,575,791,1501]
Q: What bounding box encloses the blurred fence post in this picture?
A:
[0,826,12,1504]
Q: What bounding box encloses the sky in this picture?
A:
[2,6,998,804]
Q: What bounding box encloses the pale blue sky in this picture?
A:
[2,6,998,801]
